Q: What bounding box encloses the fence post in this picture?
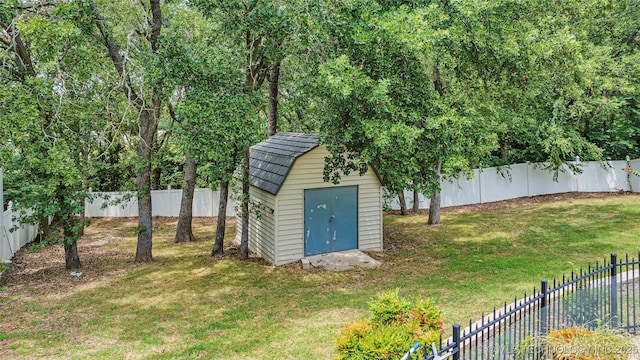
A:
[623,155,633,192]
[167,186,172,217]
[6,201,15,256]
[539,280,548,335]
[574,156,580,191]
[212,188,216,216]
[611,253,618,328]
[452,323,460,360]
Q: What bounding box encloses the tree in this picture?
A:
[573,0,640,161]
[155,3,261,256]
[317,1,497,225]
[192,0,306,258]
[174,151,197,243]
[0,0,115,268]
[78,0,167,262]
[479,0,628,167]
[317,0,633,224]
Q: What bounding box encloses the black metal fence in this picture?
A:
[405,253,640,360]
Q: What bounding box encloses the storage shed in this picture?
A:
[235,132,383,265]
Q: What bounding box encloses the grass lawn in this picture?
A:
[0,193,639,359]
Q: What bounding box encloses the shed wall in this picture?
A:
[274,145,382,265]
[236,186,277,264]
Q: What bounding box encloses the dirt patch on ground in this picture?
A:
[0,216,236,300]
[1,193,636,295]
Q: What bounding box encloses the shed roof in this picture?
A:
[249,132,320,195]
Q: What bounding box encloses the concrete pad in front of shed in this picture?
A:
[305,250,381,271]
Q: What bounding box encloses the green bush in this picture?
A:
[369,288,412,325]
[334,289,443,360]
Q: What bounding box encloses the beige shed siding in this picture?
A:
[246,187,277,264]
[273,145,382,265]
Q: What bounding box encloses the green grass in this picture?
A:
[0,194,639,359]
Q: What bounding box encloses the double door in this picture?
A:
[304,186,358,256]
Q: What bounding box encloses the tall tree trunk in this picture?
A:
[79,152,88,236]
[427,188,441,225]
[135,105,159,262]
[90,0,163,263]
[212,176,230,255]
[174,152,197,243]
[427,163,442,225]
[64,240,81,269]
[152,165,162,191]
[502,130,512,162]
[412,180,420,213]
[430,59,445,225]
[267,61,281,137]
[398,191,407,215]
[240,146,250,260]
[63,218,81,270]
[38,216,51,243]
[78,205,85,236]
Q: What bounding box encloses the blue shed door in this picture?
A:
[304,186,358,256]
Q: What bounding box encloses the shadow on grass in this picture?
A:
[2,196,640,359]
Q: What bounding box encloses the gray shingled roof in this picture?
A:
[249,132,320,195]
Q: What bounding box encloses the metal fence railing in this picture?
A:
[406,253,640,360]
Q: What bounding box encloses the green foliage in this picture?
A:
[158,1,266,194]
[369,288,412,325]
[413,297,445,331]
[334,319,372,357]
[318,0,640,208]
[1,0,639,264]
[317,1,501,203]
[334,289,443,360]
[27,243,43,253]
[135,226,148,237]
[482,0,639,166]
[0,1,123,265]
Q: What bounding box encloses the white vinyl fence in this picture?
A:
[1,205,39,264]
[1,160,638,262]
[1,168,39,263]
[396,159,640,209]
[85,187,237,217]
[86,159,640,217]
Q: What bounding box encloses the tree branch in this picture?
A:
[149,0,162,52]
[6,25,37,78]
[87,0,143,108]
[613,28,639,58]
[7,1,56,11]
[1,62,25,82]
[0,34,11,48]
[167,102,180,124]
